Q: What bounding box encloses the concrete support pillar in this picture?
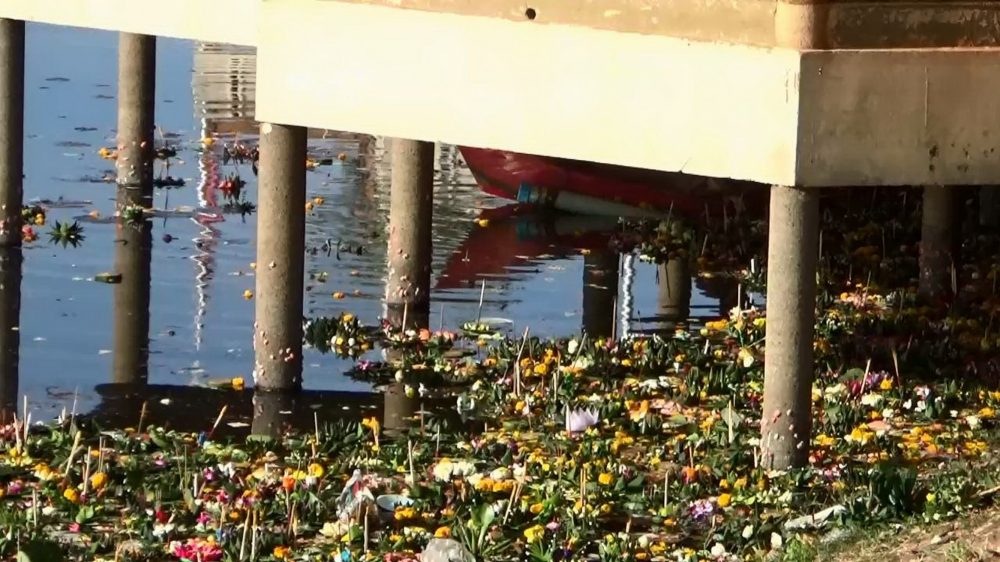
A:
[979,187,999,229]
[582,249,619,338]
[385,139,434,330]
[0,249,21,422]
[0,19,25,247]
[383,381,415,435]
[112,220,152,384]
[918,186,955,299]
[116,33,156,209]
[253,123,307,391]
[251,390,293,438]
[761,185,819,470]
[657,258,691,327]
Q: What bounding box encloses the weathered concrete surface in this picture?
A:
[253,123,307,391]
[258,1,801,187]
[4,0,1000,49]
[797,49,1000,187]
[0,19,24,247]
[329,0,1000,48]
[116,33,156,209]
[258,1,1000,188]
[0,0,257,46]
[385,139,434,329]
[761,185,819,470]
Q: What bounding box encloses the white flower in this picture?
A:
[567,339,579,355]
[394,370,404,382]
[432,460,454,482]
[711,543,727,557]
[152,523,175,538]
[742,525,754,539]
[860,393,883,407]
[770,532,783,549]
[467,473,483,487]
[881,408,895,420]
[967,415,981,429]
[490,467,511,481]
[418,383,428,397]
[566,408,600,433]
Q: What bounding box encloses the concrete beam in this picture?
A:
[258,1,1000,188]
[324,0,1000,48]
[0,0,257,46]
[797,49,1000,186]
[258,1,801,186]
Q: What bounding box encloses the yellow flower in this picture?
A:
[33,214,44,226]
[598,473,613,486]
[332,292,346,300]
[342,313,355,324]
[879,379,893,391]
[434,526,451,538]
[89,472,108,490]
[63,488,80,504]
[243,290,253,300]
[394,506,417,521]
[308,463,324,478]
[529,502,544,515]
[231,377,245,391]
[815,434,836,447]
[717,493,732,508]
[979,407,996,419]
[524,524,545,543]
[273,546,291,559]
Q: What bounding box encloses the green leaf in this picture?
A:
[75,505,95,524]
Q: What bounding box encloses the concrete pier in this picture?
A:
[116,32,156,208]
[112,220,152,384]
[0,249,21,422]
[251,390,293,437]
[0,19,24,247]
[981,188,999,229]
[253,123,307,391]
[657,258,692,327]
[919,186,956,299]
[385,139,434,329]
[582,250,620,339]
[760,185,819,470]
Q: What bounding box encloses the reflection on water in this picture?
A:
[111,218,152,384]
[16,29,737,431]
[0,249,21,422]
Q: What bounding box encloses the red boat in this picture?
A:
[458,147,764,219]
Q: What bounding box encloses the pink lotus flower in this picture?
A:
[169,538,223,561]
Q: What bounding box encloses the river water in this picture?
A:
[13,24,724,428]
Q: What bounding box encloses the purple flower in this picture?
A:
[689,499,715,520]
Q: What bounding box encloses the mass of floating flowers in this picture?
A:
[4,189,1000,561]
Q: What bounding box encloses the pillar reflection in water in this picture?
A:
[656,257,692,330]
[582,249,620,338]
[0,249,21,422]
[112,218,152,384]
